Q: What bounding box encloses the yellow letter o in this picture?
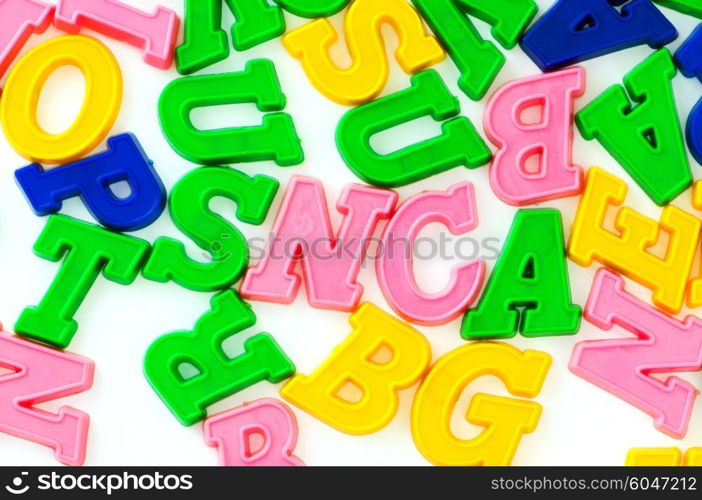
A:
[1,35,122,164]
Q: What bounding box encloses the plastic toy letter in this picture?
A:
[144,291,295,426]
[0,331,94,466]
[15,133,167,232]
[411,0,537,100]
[204,399,304,466]
[570,269,702,439]
[674,25,702,166]
[687,183,702,307]
[242,177,397,311]
[144,168,278,292]
[177,0,284,75]
[14,215,150,349]
[336,70,491,188]
[675,24,702,82]
[274,0,349,18]
[484,67,584,205]
[521,0,677,71]
[158,59,303,167]
[463,209,581,339]
[0,35,122,165]
[0,0,53,79]
[281,303,431,435]
[377,182,485,325]
[411,342,551,466]
[54,0,180,69]
[653,0,702,19]
[576,50,691,206]
[568,167,700,315]
[626,447,702,466]
[283,0,445,105]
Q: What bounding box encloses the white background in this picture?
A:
[0,0,701,466]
